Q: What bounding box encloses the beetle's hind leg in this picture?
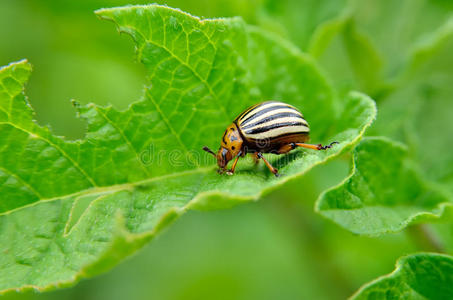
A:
[279,141,338,153]
[277,143,294,154]
[255,152,280,177]
[305,141,339,150]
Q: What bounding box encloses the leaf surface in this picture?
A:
[304,0,453,99]
[317,137,453,235]
[370,18,453,192]
[351,253,453,300]
[0,5,376,293]
[309,14,384,96]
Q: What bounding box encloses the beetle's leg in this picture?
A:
[226,151,242,175]
[293,141,339,151]
[277,143,294,154]
[250,152,260,165]
[256,152,279,177]
[225,156,240,175]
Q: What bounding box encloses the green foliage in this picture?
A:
[317,137,453,235]
[1,1,453,299]
[299,0,453,98]
[258,0,349,50]
[0,5,375,293]
[351,253,453,300]
[370,19,453,191]
[309,14,384,95]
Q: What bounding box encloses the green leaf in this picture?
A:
[370,19,453,191]
[349,0,453,79]
[403,16,453,78]
[256,1,387,96]
[303,0,453,99]
[309,14,384,96]
[0,5,376,293]
[316,137,453,236]
[258,0,349,50]
[351,253,453,300]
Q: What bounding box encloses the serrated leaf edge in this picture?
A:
[315,136,453,236]
[349,252,453,300]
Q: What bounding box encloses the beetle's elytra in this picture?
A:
[203,101,338,176]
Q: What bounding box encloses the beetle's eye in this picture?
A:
[232,146,236,150]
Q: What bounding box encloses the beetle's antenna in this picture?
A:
[203,146,216,157]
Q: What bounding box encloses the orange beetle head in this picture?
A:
[216,124,243,171]
[203,123,243,173]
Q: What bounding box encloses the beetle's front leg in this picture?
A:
[226,151,242,175]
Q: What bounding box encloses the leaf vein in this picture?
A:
[0,165,43,199]
[145,90,199,166]
[126,24,230,121]
[0,122,98,187]
[94,108,151,177]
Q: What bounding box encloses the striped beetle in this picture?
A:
[203,101,338,176]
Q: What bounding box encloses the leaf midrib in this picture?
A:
[0,165,215,217]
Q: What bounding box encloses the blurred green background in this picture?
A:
[1,0,452,299]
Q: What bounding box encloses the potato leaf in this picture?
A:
[0,5,375,293]
[370,18,453,192]
[351,253,453,300]
[304,0,453,100]
[259,0,348,50]
[316,137,453,236]
[309,14,384,96]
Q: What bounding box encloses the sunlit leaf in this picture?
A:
[370,18,453,191]
[351,253,453,300]
[316,137,453,235]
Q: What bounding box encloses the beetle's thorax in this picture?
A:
[217,123,243,169]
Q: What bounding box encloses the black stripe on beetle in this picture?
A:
[244,121,308,135]
[241,112,307,130]
[239,104,295,125]
[236,101,280,119]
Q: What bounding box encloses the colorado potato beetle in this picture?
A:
[203,101,338,177]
